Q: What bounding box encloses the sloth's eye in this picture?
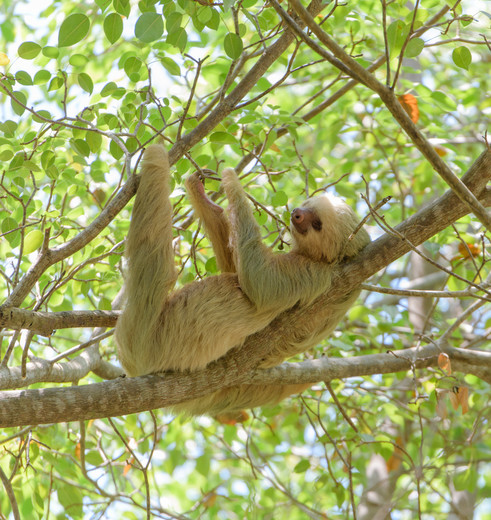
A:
[312,220,322,231]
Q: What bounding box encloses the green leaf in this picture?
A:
[78,72,94,94]
[69,54,88,67]
[110,140,124,159]
[100,81,117,97]
[18,41,41,59]
[41,150,56,170]
[42,46,59,58]
[206,8,220,30]
[32,110,52,123]
[386,20,409,57]
[197,7,212,24]
[405,37,424,58]
[195,454,211,476]
[11,91,27,116]
[0,149,13,161]
[453,466,478,492]
[430,91,457,111]
[2,217,18,235]
[96,0,111,11]
[47,76,63,91]
[166,27,187,52]
[24,230,44,254]
[123,56,142,78]
[293,460,310,473]
[224,33,243,59]
[15,71,33,86]
[0,120,18,137]
[160,57,181,76]
[71,138,91,157]
[452,46,472,70]
[58,13,90,47]
[86,131,103,153]
[57,483,83,518]
[135,12,164,43]
[165,12,182,34]
[209,131,237,144]
[104,13,123,44]
[114,0,130,17]
[271,190,288,207]
[33,70,51,85]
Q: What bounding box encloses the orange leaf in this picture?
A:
[123,458,134,477]
[458,242,481,259]
[438,353,452,374]
[456,386,469,414]
[202,491,218,508]
[449,390,459,410]
[434,146,448,157]
[398,93,419,124]
[75,442,81,460]
[387,437,404,472]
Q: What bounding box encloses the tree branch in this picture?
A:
[0,343,488,428]
[0,308,118,336]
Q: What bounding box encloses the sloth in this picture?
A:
[115,144,370,418]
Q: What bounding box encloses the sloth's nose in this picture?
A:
[291,208,305,223]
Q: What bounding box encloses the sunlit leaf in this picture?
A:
[114,0,130,17]
[78,72,94,94]
[224,32,243,59]
[271,190,288,207]
[48,75,63,91]
[135,12,164,43]
[123,56,142,78]
[104,12,123,44]
[18,41,41,59]
[405,37,424,58]
[209,131,237,144]
[294,460,310,473]
[386,20,409,56]
[15,70,32,86]
[10,91,27,116]
[69,54,88,67]
[24,230,44,254]
[452,46,472,70]
[166,26,187,52]
[160,56,181,76]
[58,14,90,47]
[42,46,59,58]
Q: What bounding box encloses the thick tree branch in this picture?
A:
[0,308,118,336]
[0,346,122,391]
[0,343,488,428]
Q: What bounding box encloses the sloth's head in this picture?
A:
[290,193,369,262]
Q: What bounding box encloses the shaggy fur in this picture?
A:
[115,144,370,418]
